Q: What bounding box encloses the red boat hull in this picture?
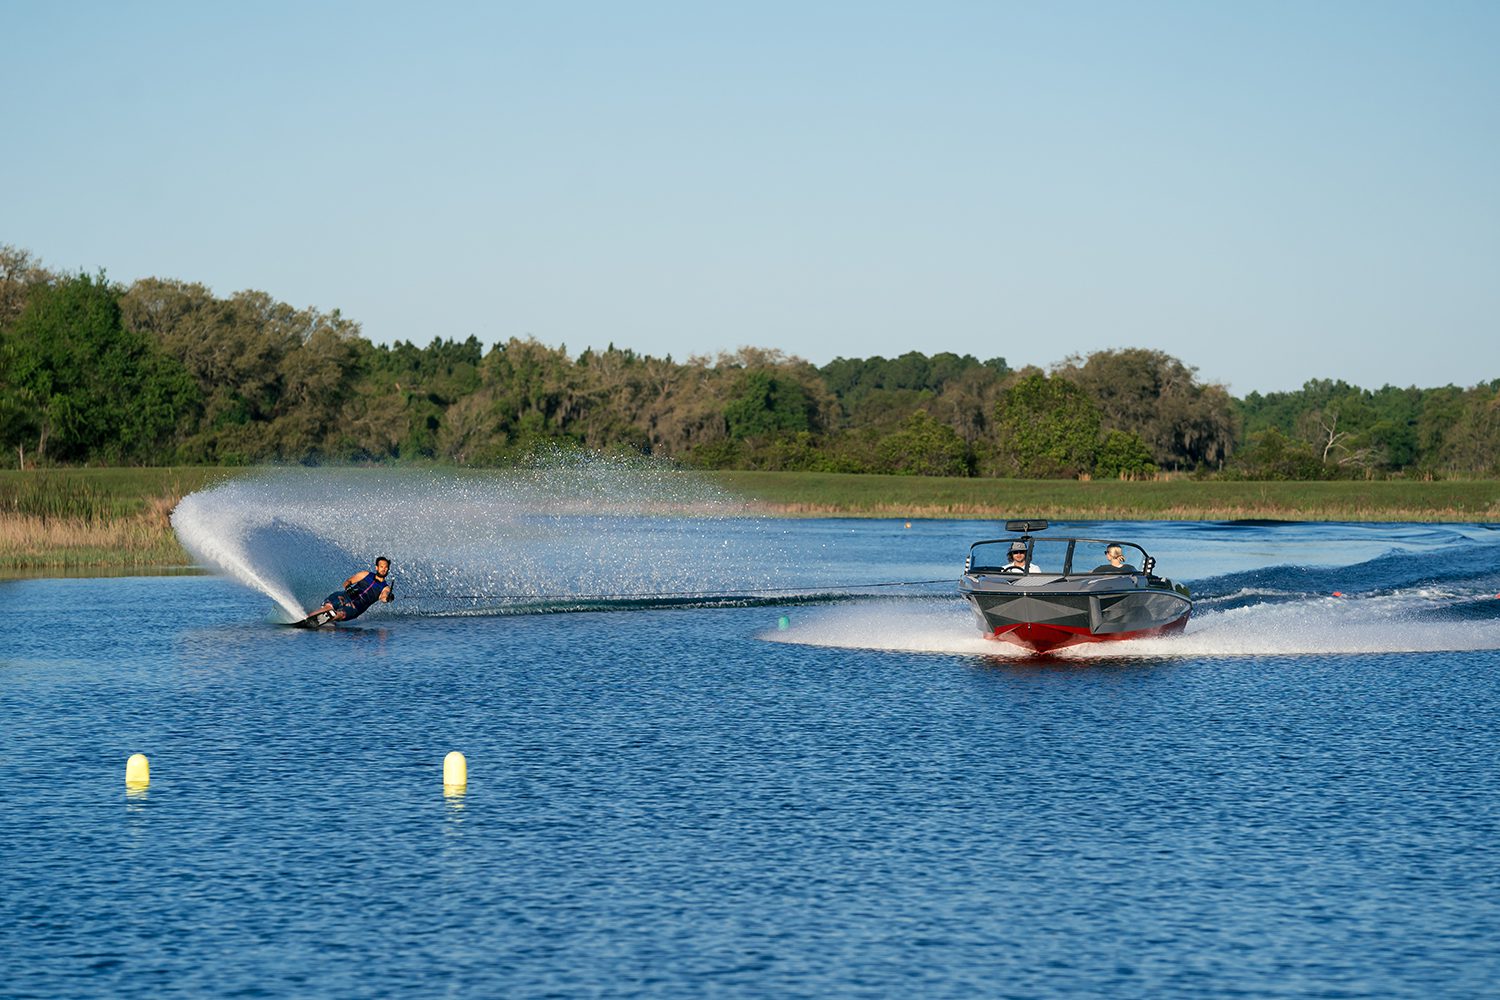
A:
[987,614,1189,654]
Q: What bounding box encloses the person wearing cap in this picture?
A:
[1005,542,1041,573]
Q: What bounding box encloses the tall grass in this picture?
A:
[709,471,1500,522]
[0,508,184,568]
[0,473,124,522]
[0,467,239,572]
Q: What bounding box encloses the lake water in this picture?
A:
[3,476,1499,998]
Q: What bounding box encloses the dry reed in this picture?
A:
[0,493,187,570]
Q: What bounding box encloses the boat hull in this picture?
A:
[960,574,1192,654]
[984,614,1189,653]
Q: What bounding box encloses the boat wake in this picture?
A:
[769,528,1500,658]
[767,585,1500,659]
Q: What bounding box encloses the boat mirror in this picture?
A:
[1004,519,1049,533]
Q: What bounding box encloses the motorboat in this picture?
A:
[958,520,1192,653]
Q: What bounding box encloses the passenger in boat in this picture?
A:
[1093,544,1138,573]
[312,556,395,621]
[1005,543,1041,573]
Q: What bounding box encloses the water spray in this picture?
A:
[170,461,950,622]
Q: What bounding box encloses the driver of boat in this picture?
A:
[1093,544,1138,573]
[1006,542,1040,573]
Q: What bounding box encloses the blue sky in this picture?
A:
[5,1,1497,394]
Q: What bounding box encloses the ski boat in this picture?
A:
[958,520,1192,653]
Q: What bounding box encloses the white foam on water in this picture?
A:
[767,589,1500,658]
[766,599,1001,656]
[171,456,781,622]
[172,489,309,620]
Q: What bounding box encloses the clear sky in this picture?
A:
[5,1,1497,395]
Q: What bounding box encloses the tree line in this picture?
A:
[2,244,1497,478]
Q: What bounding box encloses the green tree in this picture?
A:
[993,372,1101,478]
[1362,385,1422,469]
[3,272,197,463]
[357,336,484,458]
[929,365,1003,454]
[1436,385,1500,476]
[0,383,39,467]
[1060,348,1234,470]
[0,244,57,331]
[724,369,814,440]
[1414,385,1466,475]
[122,281,282,440]
[875,409,969,476]
[1224,426,1328,480]
[121,280,368,462]
[1094,429,1157,479]
[272,308,366,460]
[820,352,1007,464]
[1237,377,1465,476]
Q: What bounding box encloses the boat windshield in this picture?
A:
[966,537,1152,576]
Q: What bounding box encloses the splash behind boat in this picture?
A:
[958,520,1192,653]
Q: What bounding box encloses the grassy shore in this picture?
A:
[3,467,1497,574]
[0,468,244,574]
[713,471,1500,522]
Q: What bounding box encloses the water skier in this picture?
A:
[313,556,395,622]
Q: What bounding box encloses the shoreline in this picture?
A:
[740,501,1498,522]
[3,467,1497,576]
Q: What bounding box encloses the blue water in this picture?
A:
[3,510,1500,998]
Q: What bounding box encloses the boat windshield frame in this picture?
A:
[964,536,1156,577]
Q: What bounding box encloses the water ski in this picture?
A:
[290,608,339,629]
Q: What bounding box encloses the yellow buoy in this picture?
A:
[125,753,150,788]
[443,750,468,789]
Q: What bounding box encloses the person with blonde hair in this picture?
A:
[1093,544,1137,574]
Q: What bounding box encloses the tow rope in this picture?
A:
[402,578,952,602]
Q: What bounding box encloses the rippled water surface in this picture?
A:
[3,510,1499,998]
